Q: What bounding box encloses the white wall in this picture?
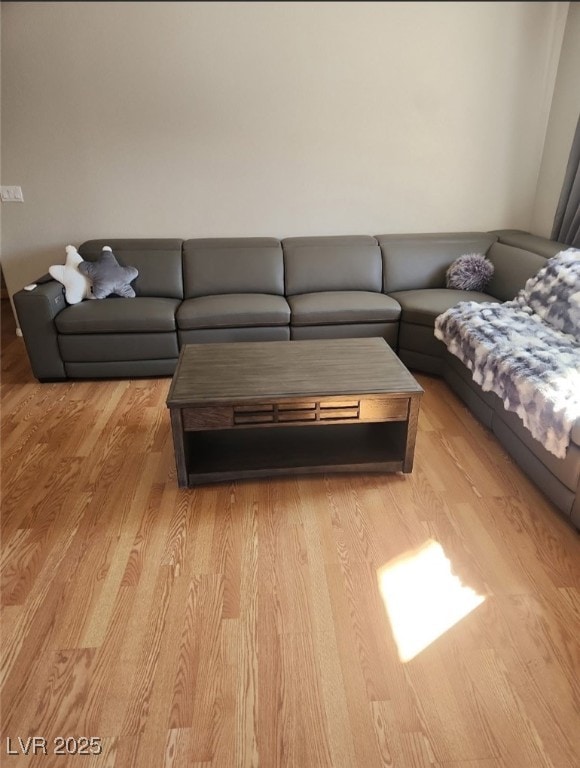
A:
[0,1,568,300]
[531,2,580,238]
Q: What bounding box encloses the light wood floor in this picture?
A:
[1,300,579,768]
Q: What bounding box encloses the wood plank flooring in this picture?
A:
[1,300,579,768]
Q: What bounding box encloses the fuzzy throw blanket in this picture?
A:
[434,249,580,459]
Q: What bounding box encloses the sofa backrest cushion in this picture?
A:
[486,242,547,302]
[183,238,284,298]
[377,232,497,293]
[489,229,566,258]
[79,239,184,299]
[283,236,382,295]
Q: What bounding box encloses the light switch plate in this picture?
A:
[1,186,24,202]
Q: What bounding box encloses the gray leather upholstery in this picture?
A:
[283,236,382,295]
[389,288,496,326]
[14,280,67,380]
[391,289,497,373]
[444,350,508,428]
[378,232,498,292]
[79,240,184,299]
[485,243,547,301]
[282,237,395,342]
[399,349,445,376]
[572,419,580,448]
[493,403,580,491]
[291,322,398,348]
[55,298,180,333]
[490,229,566,258]
[65,359,177,378]
[183,238,284,298]
[179,326,290,344]
[572,496,580,529]
[59,333,178,362]
[177,294,290,329]
[288,291,401,325]
[399,324,447,360]
[493,418,577,516]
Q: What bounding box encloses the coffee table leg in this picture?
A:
[403,394,421,473]
[170,408,189,488]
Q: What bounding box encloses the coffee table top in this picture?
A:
[167,338,422,407]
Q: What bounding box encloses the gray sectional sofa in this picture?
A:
[13,230,506,380]
[13,228,579,528]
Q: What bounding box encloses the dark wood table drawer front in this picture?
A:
[234,400,361,425]
[278,410,317,423]
[234,402,318,425]
[183,406,233,430]
[234,404,274,425]
[317,399,359,421]
[278,401,316,423]
[182,397,407,431]
[360,397,409,422]
[234,413,275,425]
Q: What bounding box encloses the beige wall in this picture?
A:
[0,1,568,300]
[531,2,580,238]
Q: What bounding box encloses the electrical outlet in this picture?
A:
[1,186,24,202]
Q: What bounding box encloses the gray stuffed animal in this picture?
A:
[79,246,138,299]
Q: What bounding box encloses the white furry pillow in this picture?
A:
[446,253,494,292]
[49,245,93,304]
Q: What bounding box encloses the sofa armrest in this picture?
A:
[13,279,68,380]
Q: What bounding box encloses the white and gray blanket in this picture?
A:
[434,249,580,459]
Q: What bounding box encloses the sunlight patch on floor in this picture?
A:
[377,539,485,662]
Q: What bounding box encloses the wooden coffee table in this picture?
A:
[166,338,423,487]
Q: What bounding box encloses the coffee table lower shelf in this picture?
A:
[180,421,407,485]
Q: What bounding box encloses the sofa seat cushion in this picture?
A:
[55,297,181,334]
[288,291,401,326]
[389,289,496,326]
[177,294,290,330]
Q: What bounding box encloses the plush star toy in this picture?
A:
[49,245,93,304]
[78,246,139,299]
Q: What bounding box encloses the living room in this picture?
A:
[1,2,579,767]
